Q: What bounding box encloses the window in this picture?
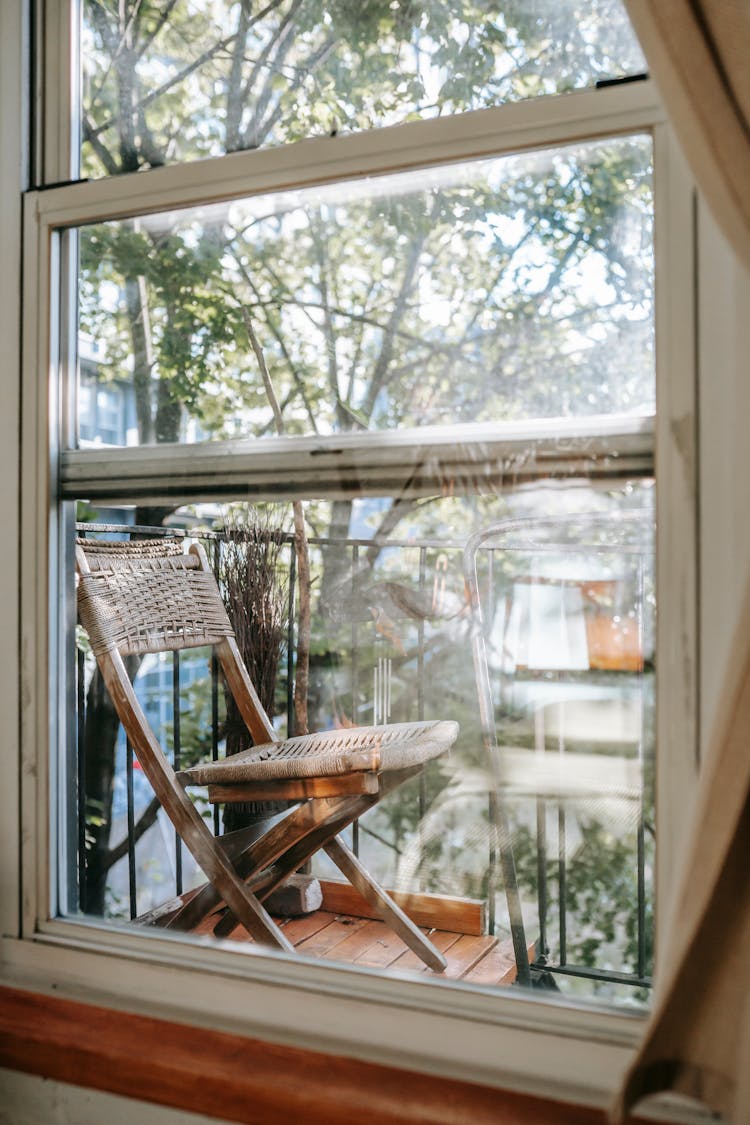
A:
[11,0,699,1107]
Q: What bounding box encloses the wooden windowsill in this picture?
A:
[0,983,644,1125]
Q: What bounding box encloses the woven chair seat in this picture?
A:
[180,720,458,785]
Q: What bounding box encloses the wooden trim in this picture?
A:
[204,772,379,803]
[319,880,487,936]
[0,985,643,1125]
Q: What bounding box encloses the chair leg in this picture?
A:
[211,794,378,939]
[171,811,296,953]
[324,837,447,973]
[164,813,297,933]
[95,648,295,955]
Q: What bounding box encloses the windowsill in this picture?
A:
[0,969,713,1125]
[0,928,713,1124]
[0,980,624,1125]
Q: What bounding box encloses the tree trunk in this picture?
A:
[82,654,141,915]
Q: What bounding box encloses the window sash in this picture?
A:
[61,415,655,504]
[43,81,664,498]
[36,80,662,230]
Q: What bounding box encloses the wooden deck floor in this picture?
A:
[205,908,521,985]
[152,879,525,985]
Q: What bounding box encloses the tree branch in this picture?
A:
[87,34,236,142]
[239,0,305,148]
[250,36,337,145]
[104,795,161,871]
[226,260,320,433]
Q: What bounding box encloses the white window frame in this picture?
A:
[2,0,704,1114]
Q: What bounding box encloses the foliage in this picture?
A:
[81,1,644,176]
[78,137,654,448]
[511,814,654,1001]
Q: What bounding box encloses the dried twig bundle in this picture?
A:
[218,508,289,829]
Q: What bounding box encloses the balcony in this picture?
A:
[73,511,653,1004]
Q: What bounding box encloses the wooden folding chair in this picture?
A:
[76,536,459,970]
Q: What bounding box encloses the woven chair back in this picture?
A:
[77,538,235,658]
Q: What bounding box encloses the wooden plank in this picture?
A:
[192,909,227,938]
[320,919,402,965]
[353,924,412,968]
[295,914,371,957]
[278,910,339,945]
[460,939,534,987]
[319,880,486,935]
[440,934,498,980]
[316,918,413,968]
[0,985,648,1125]
[389,930,463,975]
[205,772,379,803]
[323,839,447,972]
[221,910,338,945]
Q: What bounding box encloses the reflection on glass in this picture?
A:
[71,482,654,1004]
[81,1,646,178]
[76,135,653,447]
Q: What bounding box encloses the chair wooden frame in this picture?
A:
[76,537,459,971]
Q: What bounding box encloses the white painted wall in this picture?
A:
[697,200,750,760]
[0,1070,227,1125]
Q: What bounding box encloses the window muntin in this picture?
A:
[81,0,646,179]
[76,134,653,449]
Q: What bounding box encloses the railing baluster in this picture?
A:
[636,555,647,979]
[351,542,360,859]
[534,706,549,961]
[77,645,87,914]
[211,655,220,838]
[173,649,182,896]
[287,544,296,739]
[418,547,426,873]
[351,543,359,725]
[417,547,426,725]
[211,539,221,837]
[558,720,567,966]
[486,546,497,933]
[126,736,137,919]
[488,791,497,935]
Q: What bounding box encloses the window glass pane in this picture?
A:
[76,134,653,448]
[81,1,646,178]
[68,479,653,1006]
